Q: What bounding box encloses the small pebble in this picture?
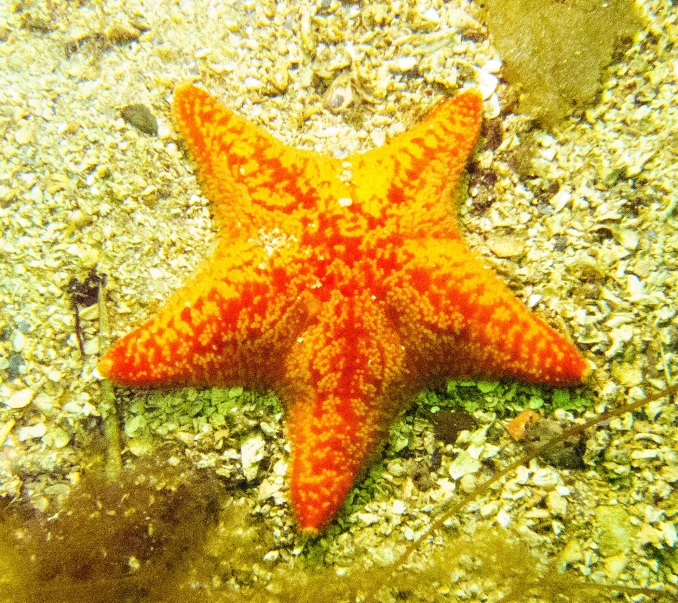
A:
[323,74,355,113]
[477,69,499,99]
[4,388,35,409]
[18,422,47,440]
[121,103,158,136]
[7,353,25,378]
[458,473,477,494]
[244,76,264,90]
[432,409,476,444]
[486,233,524,258]
[524,418,586,469]
[84,338,100,355]
[394,56,417,72]
[547,490,568,516]
[51,428,71,449]
[14,126,32,145]
[12,331,25,352]
[106,21,142,44]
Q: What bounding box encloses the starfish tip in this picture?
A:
[97,356,113,380]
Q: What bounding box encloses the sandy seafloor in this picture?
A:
[1,0,677,601]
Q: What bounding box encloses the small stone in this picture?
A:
[421,7,440,23]
[477,69,499,100]
[270,67,289,93]
[14,126,32,145]
[79,304,99,321]
[486,234,524,258]
[524,418,586,469]
[263,550,279,562]
[12,331,25,352]
[47,370,63,382]
[391,499,406,515]
[323,74,355,113]
[84,338,100,355]
[531,467,559,487]
[4,388,35,409]
[557,538,583,571]
[121,104,158,136]
[394,56,417,72]
[80,247,101,268]
[480,500,499,517]
[18,422,47,440]
[106,21,142,44]
[0,420,16,445]
[7,354,25,378]
[51,428,71,448]
[613,227,639,250]
[68,209,93,229]
[610,362,643,388]
[636,523,663,547]
[547,490,568,516]
[449,450,482,480]
[484,59,502,73]
[124,414,147,437]
[661,521,677,547]
[432,409,476,444]
[258,477,282,500]
[244,76,264,90]
[659,466,678,482]
[458,473,478,494]
[241,433,266,481]
[357,512,379,525]
[604,553,629,581]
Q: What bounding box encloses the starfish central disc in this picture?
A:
[98,84,588,532]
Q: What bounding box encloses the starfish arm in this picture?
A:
[98,241,308,388]
[284,291,407,533]
[385,239,588,386]
[173,84,345,234]
[349,90,483,234]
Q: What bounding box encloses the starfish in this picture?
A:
[98,84,588,533]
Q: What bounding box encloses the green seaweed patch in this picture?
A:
[122,387,284,443]
[434,379,592,416]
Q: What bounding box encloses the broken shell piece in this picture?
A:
[477,69,499,100]
[4,388,35,409]
[323,73,355,113]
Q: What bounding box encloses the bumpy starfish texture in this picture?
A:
[98,84,588,532]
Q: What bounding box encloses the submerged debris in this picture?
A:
[67,268,104,357]
[431,408,477,445]
[524,416,587,469]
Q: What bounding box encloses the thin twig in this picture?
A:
[97,275,122,480]
[362,383,678,603]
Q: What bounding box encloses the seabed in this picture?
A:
[0,1,676,602]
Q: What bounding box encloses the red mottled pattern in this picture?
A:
[99,84,588,532]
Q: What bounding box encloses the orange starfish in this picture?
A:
[98,84,588,532]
